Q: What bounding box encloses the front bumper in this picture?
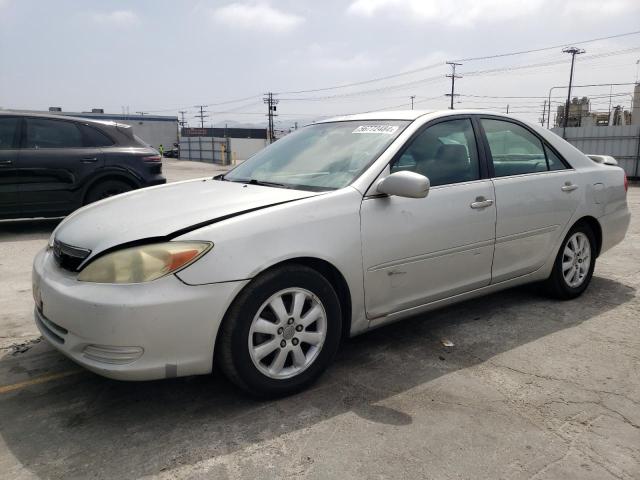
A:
[32,248,248,381]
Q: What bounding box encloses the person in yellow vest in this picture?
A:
[158,144,164,157]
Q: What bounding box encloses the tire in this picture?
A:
[544,222,596,300]
[216,265,342,398]
[84,179,133,205]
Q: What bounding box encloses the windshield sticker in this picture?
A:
[352,125,399,134]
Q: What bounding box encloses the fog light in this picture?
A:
[83,345,143,365]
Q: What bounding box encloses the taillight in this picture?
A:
[142,155,162,162]
[623,172,628,193]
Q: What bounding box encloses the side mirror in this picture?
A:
[376,171,430,198]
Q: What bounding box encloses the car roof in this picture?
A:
[0,110,121,128]
[316,109,517,123]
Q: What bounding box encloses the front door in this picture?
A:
[0,116,21,218]
[479,117,580,283]
[361,117,496,318]
[17,117,103,216]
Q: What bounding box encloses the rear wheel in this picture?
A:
[84,179,133,205]
[544,223,596,299]
[216,265,342,397]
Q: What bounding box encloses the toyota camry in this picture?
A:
[32,110,630,397]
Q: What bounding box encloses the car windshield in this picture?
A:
[222,120,410,190]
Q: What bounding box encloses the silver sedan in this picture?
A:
[32,110,631,397]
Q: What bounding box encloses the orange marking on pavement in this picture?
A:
[0,370,82,394]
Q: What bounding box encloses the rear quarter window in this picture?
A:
[80,124,115,147]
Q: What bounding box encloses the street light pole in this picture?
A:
[562,47,585,138]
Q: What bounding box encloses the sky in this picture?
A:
[1,0,639,129]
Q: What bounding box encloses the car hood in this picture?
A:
[53,178,322,258]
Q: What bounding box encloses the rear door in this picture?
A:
[0,116,21,218]
[17,117,104,216]
[478,117,580,283]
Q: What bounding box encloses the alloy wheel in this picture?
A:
[562,232,591,288]
[248,288,327,379]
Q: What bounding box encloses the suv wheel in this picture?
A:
[85,179,133,204]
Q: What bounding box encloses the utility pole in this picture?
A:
[540,100,547,126]
[178,110,188,129]
[506,104,510,114]
[263,92,279,143]
[445,62,462,109]
[194,105,209,129]
[410,95,416,110]
[562,47,585,137]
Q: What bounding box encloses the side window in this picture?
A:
[0,117,19,150]
[481,119,547,177]
[79,124,114,147]
[25,118,83,149]
[544,144,567,171]
[391,119,480,187]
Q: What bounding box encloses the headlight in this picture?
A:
[77,241,212,284]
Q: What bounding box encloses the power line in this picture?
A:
[453,29,640,62]
[131,32,640,116]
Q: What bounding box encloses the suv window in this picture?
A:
[481,119,554,177]
[0,117,19,149]
[391,118,480,187]
[80,124,114,147]
[25,118,83,149]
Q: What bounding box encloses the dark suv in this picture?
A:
[0,112,166,219]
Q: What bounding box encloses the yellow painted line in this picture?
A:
[0,370,82,394]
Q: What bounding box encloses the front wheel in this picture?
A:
[216,265,342,397]
[544,223,596,299]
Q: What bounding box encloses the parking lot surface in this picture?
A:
[0,162,638,479]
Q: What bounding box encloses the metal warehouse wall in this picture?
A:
[551,125,640,178]
[179,137,230,164]
[179,137,267,165]
[230,138,268,162]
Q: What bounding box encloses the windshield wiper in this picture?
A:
[227,178,289,188]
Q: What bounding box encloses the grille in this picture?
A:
[52,239,91,272]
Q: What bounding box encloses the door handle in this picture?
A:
[0,160,12,165]
[561,182,578,192]
[470,197,494,209]
[81,157,98,163]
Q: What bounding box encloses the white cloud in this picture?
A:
[562,0,640,16]
[347,0,545,26]
[211,3,304,33]
[88,10,139,27]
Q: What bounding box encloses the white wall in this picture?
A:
[230,138,267,163]
[117,119,178,150]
